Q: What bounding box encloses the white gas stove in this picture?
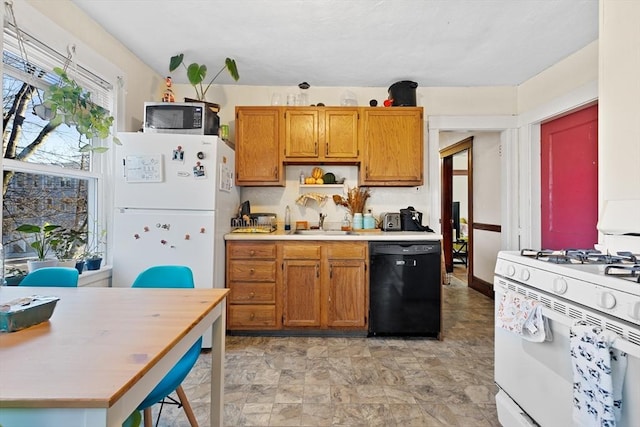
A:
[495,249,640,329]
[494,199,640,427]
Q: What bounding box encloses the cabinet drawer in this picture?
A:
[229,283,276,304]
[229,305,277,328]
[326,242,367,259]
[282,244,321,259]
[228,242,276,259]
[229,260,276,281]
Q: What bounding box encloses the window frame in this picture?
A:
[1,0,122,265]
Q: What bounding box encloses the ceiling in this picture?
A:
[72,0,598,89]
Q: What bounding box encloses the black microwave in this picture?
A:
[143,102,219,135]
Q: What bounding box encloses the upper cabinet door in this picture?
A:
[284,108,319,158]
[283,107,359,163]
[324,108,359,159]
[235,107,284,186]
[360,107,424,186]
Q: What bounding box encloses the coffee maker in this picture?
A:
[400,206,434,232]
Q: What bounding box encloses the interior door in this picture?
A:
[541,104,598,249]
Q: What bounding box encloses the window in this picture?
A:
[2,21,114,272]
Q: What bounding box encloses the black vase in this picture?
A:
[85,258,102,271]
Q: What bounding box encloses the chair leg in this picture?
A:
[175,385,199,427]
[143,408,153,427]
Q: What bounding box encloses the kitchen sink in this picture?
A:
[293,229,358,235]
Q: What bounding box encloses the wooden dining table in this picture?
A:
[0,286,229,427]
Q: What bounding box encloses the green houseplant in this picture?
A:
[82,227,106,271]
[169,54,240,101]
[15,223,62,271]
[50,227,86,261]
[43,67,120,153]
[50,227,87,272]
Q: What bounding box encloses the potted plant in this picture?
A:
[40,67,121,153]
[4,266,27,286]
[15,223,62,272]
[169,54,240,101]
[50,227,88,273]
[83,228,107,271]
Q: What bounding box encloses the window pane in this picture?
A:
[2,171,89,272]
[2,73,90,170]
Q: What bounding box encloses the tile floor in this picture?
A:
[147,268,499,426]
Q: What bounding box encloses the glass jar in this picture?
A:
[352,213,363,230]
[341,214,352,231]
[363,212,375,229]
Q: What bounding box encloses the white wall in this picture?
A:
[517,41,598,114]
[472,132,502,282]
[599,0,640,203]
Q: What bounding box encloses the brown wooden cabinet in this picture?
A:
[282,243,322,327]
[360,107,424,186]
[226,242,279,329]
[283,107,359,163]
[235,107,283,186]
[281,241,367,330]
[324,242,368,328]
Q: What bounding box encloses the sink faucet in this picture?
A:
[319,213,327,230]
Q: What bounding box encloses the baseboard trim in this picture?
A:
[470,275,494,299]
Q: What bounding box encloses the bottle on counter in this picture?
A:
[352,212,363,230]
[299,170,305,184]
[341,214,351,231]
[363,210,375,229]
[284,205,291,231]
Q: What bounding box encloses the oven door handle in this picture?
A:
[539,305,640,357]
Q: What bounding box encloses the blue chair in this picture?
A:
[19,267,79,287]
[131,265,201,427]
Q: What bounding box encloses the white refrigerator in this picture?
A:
[112,132,239,347]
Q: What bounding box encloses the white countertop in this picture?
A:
[225,229,443,241]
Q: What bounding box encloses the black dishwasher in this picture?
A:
[369,241,441,337]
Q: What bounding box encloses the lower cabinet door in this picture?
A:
[326,260,366,327]
[282,260,321,327]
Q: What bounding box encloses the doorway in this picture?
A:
[441,137,472,286]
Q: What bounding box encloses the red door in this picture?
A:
[541,104,598,250]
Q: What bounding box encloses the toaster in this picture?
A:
[381,212,401,231]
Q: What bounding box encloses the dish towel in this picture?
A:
[496,290,551,342]
[570,321,628,427]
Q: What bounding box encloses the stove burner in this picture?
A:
[604,264,640,283]
[520,248,639,265]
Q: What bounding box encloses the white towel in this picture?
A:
[496,291,551,342]
[570,321,628,427]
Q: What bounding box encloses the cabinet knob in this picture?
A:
[249,312,255,320]
[249,250,256,256]
[249,292,255,298]
[250,268,255,275]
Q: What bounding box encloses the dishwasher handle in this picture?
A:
[369,242,440,256]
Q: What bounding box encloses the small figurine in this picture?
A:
[162,76,175,102]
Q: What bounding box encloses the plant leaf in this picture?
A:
[186,63,207,86]
[169,54,184,72]
[225,58,240,81]
[16,224,41,233]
